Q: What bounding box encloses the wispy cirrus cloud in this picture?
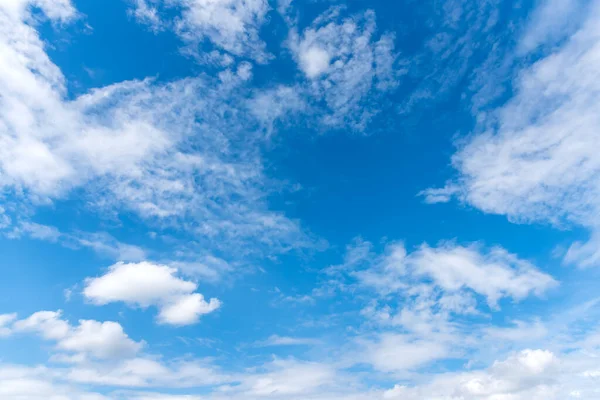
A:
[0,0,311,272]
[422,1,600,267]
[131,0,271,62]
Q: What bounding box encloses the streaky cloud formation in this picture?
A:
[423,0,600,268]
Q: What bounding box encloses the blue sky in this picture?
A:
[1,0,600,398]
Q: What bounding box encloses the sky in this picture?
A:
[0,0,600,398]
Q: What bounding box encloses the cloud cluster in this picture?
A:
[83,261,221,325]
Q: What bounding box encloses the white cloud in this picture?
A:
[156,293,220,326]
[5,222,147,262]
[424,2,600,267]
[227,359,336,397]
[485,319,549,342]
[409,243,558,307]
[132,0,270,61]
[518,0,587,54]
[329,239,556,307]
[382,349,562,400]
[0,364,108,400]
[83,261,221,326]
[57,319,142,359]
[13,311,71,340]
[365,333,450,372]
[298,46,331,79]
[286,8,400,131]
[66,357,229,388]
[0,0,76,21]
[130,0,162,31]
[255,335,322,347]
[0,0,309,268]
[7,221,61,242]
[12,311,142,361]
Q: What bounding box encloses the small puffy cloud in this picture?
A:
[11,311,142,361]
[298,46,331,78]
[156,293,221,326]
[13,311,71,340]
[57,320,143,359]
[83,261,221,326]
[383,349,561,400]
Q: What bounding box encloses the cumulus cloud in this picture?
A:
[11,311,142,361]
[83,261,221,325]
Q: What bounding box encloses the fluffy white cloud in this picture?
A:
[57,320,142,359]
[423,1,600,267]
[83,261,221,325]
[13,311,71,340]
[11,311,142,361]
[382,349,563,400]
[298,46,331,79]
